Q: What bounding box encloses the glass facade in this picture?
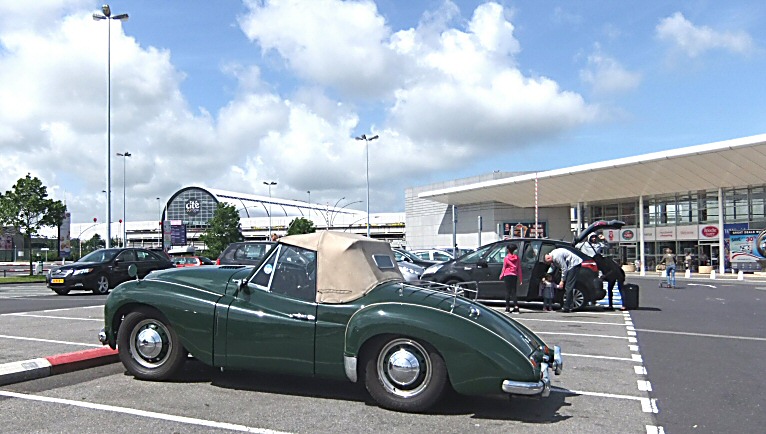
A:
[583,185,766,272]
[166,187,220,229]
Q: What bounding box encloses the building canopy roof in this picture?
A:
[418,134,766,207]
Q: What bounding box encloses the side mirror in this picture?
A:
[128,264,138,280]
[477,259,488,268]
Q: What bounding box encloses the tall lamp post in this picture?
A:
[156,197,161,248]
[263,181,277,239]
[78,218,99,259]
[116,151,131,247]
[93,4,128,249]
[307,191,311,218]
[355,134,378,237]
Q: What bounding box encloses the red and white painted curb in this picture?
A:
[0,347,118,386]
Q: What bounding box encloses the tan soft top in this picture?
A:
[280,231,404,304]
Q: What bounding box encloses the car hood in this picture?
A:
[371,282,542,356]
[144,266,253,296]
[51,261,102,271]
[574,219,625,244]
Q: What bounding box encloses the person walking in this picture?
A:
[660,248,677,288]
[499,244,522,314]
[544,247,583,312]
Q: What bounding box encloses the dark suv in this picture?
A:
[216,241,275,266]
[47,248,174,295]
[420,238,605,310]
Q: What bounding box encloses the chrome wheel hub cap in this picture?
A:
[136,327,163,359]
[387,349,421,386]
[376,339,432,398]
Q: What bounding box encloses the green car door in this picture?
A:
[224,244,318,376]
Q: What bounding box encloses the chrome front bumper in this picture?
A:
[502,345,563,398]
[98,328,107,345]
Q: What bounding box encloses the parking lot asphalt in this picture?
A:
[0,284,117,386]
[0,275,762,432]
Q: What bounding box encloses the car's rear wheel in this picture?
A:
[93,274,110,295]
[117,308,187,380]
[571,287,585,310]
[364,337,448,412]
[53,288,70,295]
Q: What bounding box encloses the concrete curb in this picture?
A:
[0,347,118,386]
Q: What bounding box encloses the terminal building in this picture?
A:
[37,133,766,275]
[407,133,766,275]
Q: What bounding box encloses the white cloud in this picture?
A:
[579,45,642,95]
[1,0,597,224]
[656,12,754,58]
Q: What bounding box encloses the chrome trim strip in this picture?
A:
[344,355,357,383]
[553,345,563,375]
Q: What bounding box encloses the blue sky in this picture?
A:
[0,0,764,224]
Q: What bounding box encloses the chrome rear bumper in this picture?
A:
[502,345,563,398]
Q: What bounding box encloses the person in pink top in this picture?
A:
[499,244,522,313]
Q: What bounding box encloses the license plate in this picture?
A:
[51,278,64,284]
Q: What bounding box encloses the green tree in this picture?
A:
[200,202,243,259]
[287,217,316,235]
[0,174,66,275]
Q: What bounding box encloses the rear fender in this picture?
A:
[345,303,537,395]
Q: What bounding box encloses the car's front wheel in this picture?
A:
[93,274,110,295]
[117,308,187,380]
[364,337,448,412]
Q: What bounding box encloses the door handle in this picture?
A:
[289,313,316,321]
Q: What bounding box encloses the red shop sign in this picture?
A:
[701,226,719,237]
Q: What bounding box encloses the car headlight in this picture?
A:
[422,264,443,275]
[72,268,93,276]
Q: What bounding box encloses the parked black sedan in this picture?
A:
[47,248,174,295]
[420,238,605,310]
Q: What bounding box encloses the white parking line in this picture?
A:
[0,335,101,347]
[641,398,659,413]
[637,380,653,391]
[514,318,630,326]
[563,353,637,362]
[2,313,101,322]
[534,332,632,340]
[647,425,666,434]
[0,390,292,434]
[634,366,647,375]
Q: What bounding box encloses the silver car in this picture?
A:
[398,260,424,281]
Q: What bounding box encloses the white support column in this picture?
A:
[576,202,582,237]
[639,195,646,276]
[718,187,725,275]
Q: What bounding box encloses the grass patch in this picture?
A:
[0,275,47,284]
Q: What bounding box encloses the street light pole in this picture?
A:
[93,4,128,249]
[263,181,277,239]
[117,151,131,247]
[355,134,378,237]
[156,197,162,248]
[307,191,311,219]
[78,218,99,259]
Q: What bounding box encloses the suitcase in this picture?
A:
[621,283,639,310]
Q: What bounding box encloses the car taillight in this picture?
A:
[216,258,220,265]
[582,259,598,273]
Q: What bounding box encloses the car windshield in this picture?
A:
[79,249,118,263]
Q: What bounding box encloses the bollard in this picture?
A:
[684,269,691,278]
[710,270,716,279]
[738,270,744,280]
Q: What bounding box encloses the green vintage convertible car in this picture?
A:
[99,231,563,412]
